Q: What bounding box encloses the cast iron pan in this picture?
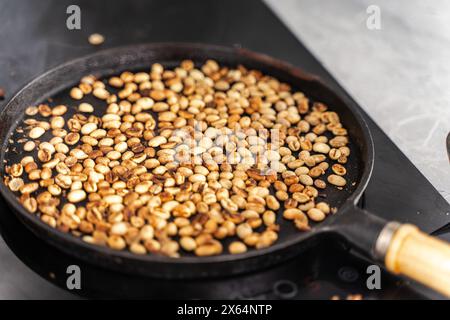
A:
[0,44,449,296]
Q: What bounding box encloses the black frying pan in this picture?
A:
[0,43,449,296]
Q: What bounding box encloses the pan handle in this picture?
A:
[377,223,450,297]
[336,206,450,297]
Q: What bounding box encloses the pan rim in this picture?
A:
[0,42,374,266]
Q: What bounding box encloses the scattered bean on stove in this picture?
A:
[88,33,105,46]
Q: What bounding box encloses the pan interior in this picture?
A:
[0,44,368,262]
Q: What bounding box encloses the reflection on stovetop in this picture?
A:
[0,192,429,300]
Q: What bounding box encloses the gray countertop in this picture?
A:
[266,0,450,202]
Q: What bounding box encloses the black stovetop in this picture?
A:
[0,0,449,300]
